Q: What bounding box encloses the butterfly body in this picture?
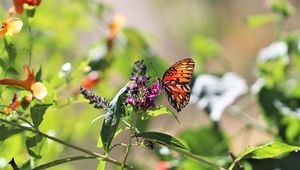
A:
[160,58,195,112]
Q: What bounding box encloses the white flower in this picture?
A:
[61,62,72,72]
[59,62,72,78]
[0,158,6,168]
[257,41,289,64]
[190,73,248,121]
[88,45,107,60]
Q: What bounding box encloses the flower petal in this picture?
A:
[31,82,47,100]
[5,18,23,36]
[13,0,25,14]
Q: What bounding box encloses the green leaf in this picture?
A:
[0,58,7,70]
[0,124,23,141]
[35,65,43,82]
[26,135,48,159]
[180,126,228,156]
[30,103,52,129]
[134,131,188,151]
[142,106,172,120]
[4,37,17,64]
[189,35,220,71]
[6,67,20,76]
[101,83,128,153]
[270,0,295,17]
[228,142,300,170]
[25,6,36,19]
[246,14,277,27]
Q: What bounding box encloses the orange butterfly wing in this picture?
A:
[162,58,195,112]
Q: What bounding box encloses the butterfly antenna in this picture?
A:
[168,107,180,124]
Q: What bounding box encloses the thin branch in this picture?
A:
[109,143,127,152]
[121,113,137,169]
[161,143,226,170]
[0,118,136,170]
[229,151,244,170]
[227,105,275,135]
[32,155,97,170]
[125,118,225,169]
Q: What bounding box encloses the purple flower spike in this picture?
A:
[126,60,162,113]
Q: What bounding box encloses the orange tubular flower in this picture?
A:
[107,14,125,51]
[0,65,47,101]
[13,0,41,14]
[81,71,100,90]
[3,94,21,115]
[0,18,23,36]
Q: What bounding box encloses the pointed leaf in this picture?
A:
[228,142,300,170]
[0,58,7,70]
[101,83,128,153]
[26,135,48,159]
[0,124,23,141]
[134,131,188,151]
[6,67,19,76]
[142,106,172,119]
[35,65,42,82]
[30,103,52,129]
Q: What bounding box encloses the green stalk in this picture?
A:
[124,118,225,169]
[121,112,137,169]
[32,156,96,170]
[28,25,33,67]
[0,118,136,170]
[163,144,226,170]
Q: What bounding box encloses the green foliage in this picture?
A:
[0,124,23,141]
[26,134,48,159]
[30,103,52,129]
[246,14,278,28]
[100,84,128,154]
[229,142,300,170]
[134,131,189,151]
[4,37,17,64]
[1,0,300,170]
[189,35,220,72]
[180,126,228,156]
[270,0,295,17]
[142,106,172,120]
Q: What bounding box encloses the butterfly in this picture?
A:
[159,58,195,112]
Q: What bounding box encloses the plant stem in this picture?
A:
[28,25,33,67]
[121,113,136,169]
[164,144,226,170]
[0,118,136,170]
[32,155,96,170]
[227,105,275,135]
[121,132,133,169]
[124,118,225,169]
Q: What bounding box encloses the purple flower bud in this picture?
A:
[126,97,134,104]
[130,76,138,81]
[128,82,136,90]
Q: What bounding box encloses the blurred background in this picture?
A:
[1,0,300,170]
